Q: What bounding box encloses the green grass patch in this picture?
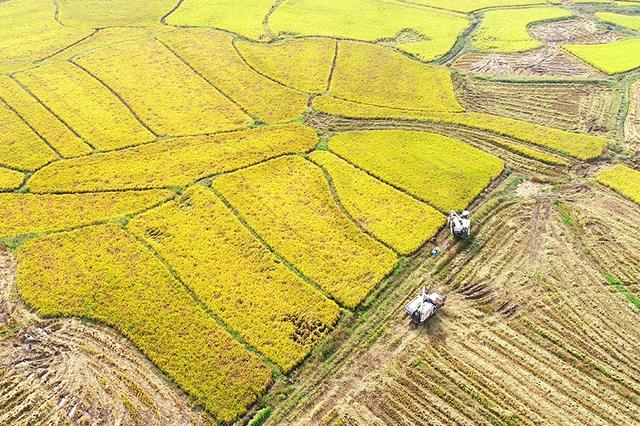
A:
[604,275,640,310]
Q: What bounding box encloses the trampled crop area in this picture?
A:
[1,0,639,425]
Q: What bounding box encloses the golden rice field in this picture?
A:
[1,0,639,425]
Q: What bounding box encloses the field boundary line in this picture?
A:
[122,226,283,377]
[160,0,185,25]
[206,185,344,309]
[326,41,339,93]
[324,148,447,215]
[0,97,61,159]
[306,154,402,256]
[9,75,98,151]
[69,59,159,138]
[155,37,258,123]
[230,37,311,96]
[39,29,100,63]
[262,0,284,38]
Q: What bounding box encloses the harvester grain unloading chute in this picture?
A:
[447,210,470,238]
[405,287,446,324]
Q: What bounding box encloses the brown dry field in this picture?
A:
[1,6,640,426]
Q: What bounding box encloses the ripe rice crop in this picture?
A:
[564,38,640,74]
[0,76,91,158]
[236,37,336,93]
[15,62,155,151]
[472,7,573,52]
[15,224,271,422]
[165,0,274,40]
[0,190,173,238]
[57,0,176,27]
[328,130,504,212]
[213,155,398,308]
[0,0,92,73]
[28,124,318,193]
[158,29,308,123]
[0,101,56,171]
[312,96,607,160]
[268,0,470,61]
[0,167,24,191]
[596,164,640,205]
[487,136,569,165]
[404,0,548,12]
[74,39,252,135]
[596,12,640,31]
[309,151,445,255]
[330,41,463,112]
[128,186,340,371]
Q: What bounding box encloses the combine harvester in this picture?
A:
[405,211,471,324]
[405,288,447,324]
[447,210,471,239]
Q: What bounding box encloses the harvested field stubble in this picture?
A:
[626,79,640,150]
[313,96,607,160]
[471,7,573,52]
[128,186,340,371]
[213,155,399,308]
[27,124,318,192]
[15,225,271,422]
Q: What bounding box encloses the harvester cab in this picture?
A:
[405,287,446,324]
[448,210,470,239]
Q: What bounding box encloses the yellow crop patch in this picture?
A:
[406,0,547,12]
[0,0,92,73]
[15,62,154,151]
[158,29,308,123]
[15,224,271,422]
[596,12,640,31]
[74,39,252,135]
[213,156,398,308]
[0,101,57,171]
[596,164,640,205]
[312,96,607,160]
[328,130,504,212]
[0,76,91,158]
[0,167,24,191]
[564,39,640,74]
[28,124,318,193]
[269,0,470,61]
[128,186,340,371]
[488,137,569,165]
[309,151,445,255]
[236,37,337,93]
[165,0,274,40]
[472,7,573,52]
[0,190,173,238]
[330,42,463,112]
[57,0,175,27]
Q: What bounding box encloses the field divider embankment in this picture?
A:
[121,226,282,376]
[306,154,401,256]
[68,60,158,138]
[204,185,343,310]
[155,38,258,122]
[8,75,97,152]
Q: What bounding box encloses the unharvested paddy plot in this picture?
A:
[1,0,639,424]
